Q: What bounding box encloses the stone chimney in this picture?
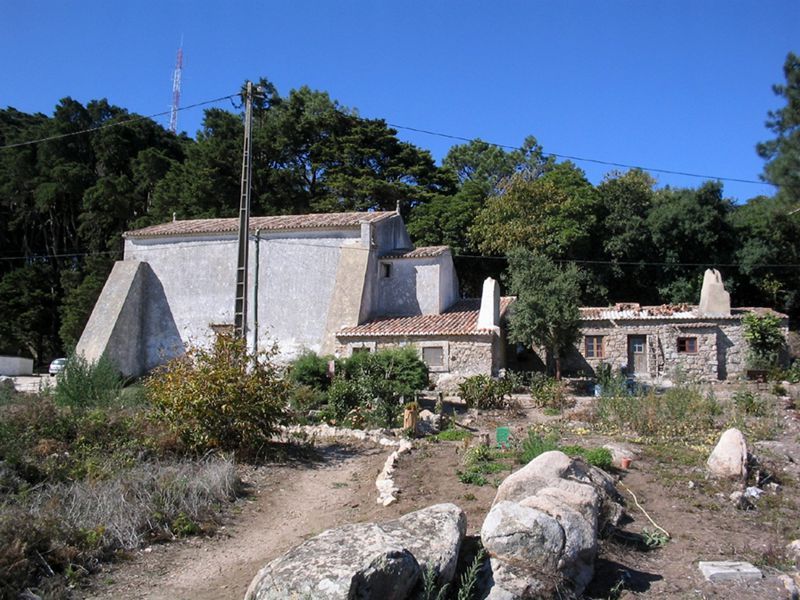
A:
[477,277,500,331]
[699,269,731,316]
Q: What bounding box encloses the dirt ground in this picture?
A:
[81,389,800,600]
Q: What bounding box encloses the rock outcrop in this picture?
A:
[481,451,624,599]
[245,503,466,600]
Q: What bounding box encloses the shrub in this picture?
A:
[288,351,333,390]
[322,348,429,428]
[529,373,571,410]
[54,354,124,408]
[338,347,429,400]
[146,334,289,457]
[287,384,327,422]
[435,428,472,442]
[742,312,785,369]
[595,362,629,398]
[458,374,513,409]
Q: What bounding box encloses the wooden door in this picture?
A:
[627,335,647,375]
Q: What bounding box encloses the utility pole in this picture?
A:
[234,81,254,339]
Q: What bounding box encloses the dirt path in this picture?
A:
[82,444,389,600]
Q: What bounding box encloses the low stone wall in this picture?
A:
[0,356,34,376]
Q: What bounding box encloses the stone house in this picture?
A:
[557,270,789,382]
[76,211,510,385]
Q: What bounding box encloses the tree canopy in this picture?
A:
[0,60,798,363]
[506,249,583,379]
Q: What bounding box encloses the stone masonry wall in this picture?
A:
[560,320,727,381]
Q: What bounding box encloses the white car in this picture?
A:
[49,358,67,376]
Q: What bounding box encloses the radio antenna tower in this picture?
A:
[169,42,183,133]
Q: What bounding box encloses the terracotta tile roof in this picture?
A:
[380,246,450,259]
[124,211,394,238]
[580,304,788,321]
[337,297,515,338]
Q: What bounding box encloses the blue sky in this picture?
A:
[2,1,797,202]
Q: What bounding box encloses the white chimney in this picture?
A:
[699,268,731,316]
[477,277,500,331]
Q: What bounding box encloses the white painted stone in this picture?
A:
[707,428,748,480]
[698,561,762,583]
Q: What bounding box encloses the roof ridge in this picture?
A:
[124,211,395,238]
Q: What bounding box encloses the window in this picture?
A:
[584,335,604,359]
[677,337,697,353]
[381,263,392,278]
[422,346,444,368]
[352,346,372,355]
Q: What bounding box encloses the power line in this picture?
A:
[0,92,772,187]
[388,123,771,186]
[453,253,800,269]
[0,93,239,150]
[2,240,799,270]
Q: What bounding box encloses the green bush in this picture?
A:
[337,347,429,399]
[458,374,513,409]
[595,362,629,398]
[54,354,124,408]
[320,348,429,428]
[742,312,785,370]
[146,334,289,457]
[435,428,472,442]
[288,351,333,390]
[528,373,572,410]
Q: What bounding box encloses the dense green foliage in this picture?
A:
[506,249,583,379]
[291,347,429,428]
[1,56,798,363]
[146,334,289,457]
[742,311,786,369]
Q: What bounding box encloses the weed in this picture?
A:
[458,469,488,486]
[641,528,669,549]
[435,428,472,442]
[733,390,767,417]
[421,564,449,600]
[518,430,559,463]
[463,493,477,501]
[55,354,124,409]
[595,384,720,443]
[457,548,486,600]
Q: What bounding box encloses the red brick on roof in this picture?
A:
[337,297,515,338]
[124,211,394,238]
